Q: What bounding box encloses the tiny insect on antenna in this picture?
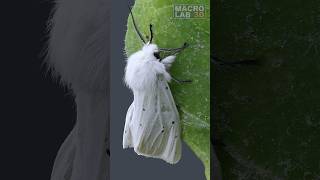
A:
[128,5,146,44]
[149,24,153,43]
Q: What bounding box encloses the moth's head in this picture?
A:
[142,43,160,59]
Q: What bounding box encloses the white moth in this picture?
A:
[123,7,189,164]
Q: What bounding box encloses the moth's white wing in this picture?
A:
[123,78,181,164]
[123,103,134,148]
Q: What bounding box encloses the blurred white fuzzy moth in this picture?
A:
[123,7,189,164]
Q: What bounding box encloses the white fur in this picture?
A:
[125,44,171,91]
[123,43,181,164]
[161,55,176,69]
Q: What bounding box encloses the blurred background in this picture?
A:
[0,0,206,179]
[0,1,75,179]
[213,0,320,179]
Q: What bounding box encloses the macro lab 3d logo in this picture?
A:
[173,4,206,19]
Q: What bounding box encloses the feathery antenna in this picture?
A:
[149,24,153,43]
[128,5,146,44]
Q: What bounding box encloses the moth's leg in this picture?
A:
[172,76,192,84]
[159,42,188,55]
[160,44,190,83]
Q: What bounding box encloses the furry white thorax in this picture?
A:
[125,43,172,92]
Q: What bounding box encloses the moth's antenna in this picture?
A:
[128,5,146,44]
[149,24,153,43]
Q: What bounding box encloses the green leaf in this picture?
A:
[125,0,210,179]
